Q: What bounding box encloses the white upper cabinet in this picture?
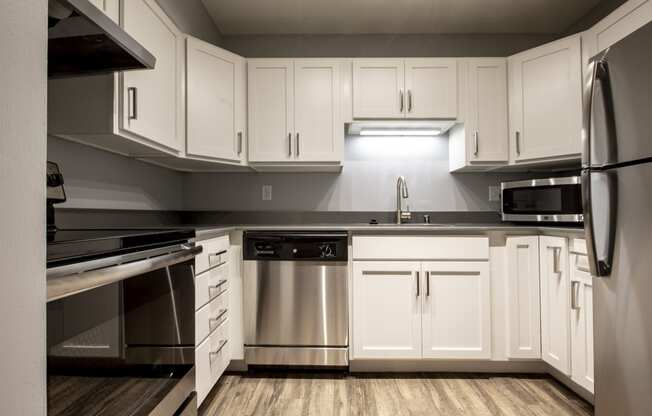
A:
[293,59,343,162]
[352,261,422,359]
[449,58,509,171]
[248,59,343,168]
[508,35,583,164]
[247,59,294,163]
[539,236,571,375]
[121,0,184,152]
[421,261,491,359]
[186,36,246,164]
[505,236,541,359]
[89,0,119,21]
[352,59,405,119]
[48,0,185,157]
[353,58,457,119]
[405,59,458,119]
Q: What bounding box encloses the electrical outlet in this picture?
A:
[262,185,272,201]
[489,186,501,202]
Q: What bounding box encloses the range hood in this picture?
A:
[48,0,156,78]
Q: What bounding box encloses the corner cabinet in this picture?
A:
[539,236,571,375]
[352,58,457,119]
[247,59,343,171]
[449,58,509,171]
[505,236,541,359]
[508,35,583,164]
[186,36,247,165]
[48,0,185,157]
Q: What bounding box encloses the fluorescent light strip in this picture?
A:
[359,129,441,136]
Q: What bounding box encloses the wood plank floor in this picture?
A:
[200,372,593,416]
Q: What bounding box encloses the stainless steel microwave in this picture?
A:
[501,177,584,223]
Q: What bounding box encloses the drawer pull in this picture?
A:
[209,308,228,331]
[209,339,228,359]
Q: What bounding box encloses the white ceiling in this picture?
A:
[201,0,601,35]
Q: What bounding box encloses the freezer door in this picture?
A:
[589,162,652,416]
[584,21,652,169]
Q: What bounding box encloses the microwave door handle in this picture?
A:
[582,170,617,277]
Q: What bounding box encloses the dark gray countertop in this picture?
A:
[193,223,585,241]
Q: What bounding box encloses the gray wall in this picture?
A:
[183,136,531,212]
[221,33,556,58]
[48,137,184,211]
[156,0,223,45]
[0,1,47,414]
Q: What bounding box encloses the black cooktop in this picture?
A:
[47,228,195,268]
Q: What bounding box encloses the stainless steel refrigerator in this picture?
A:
[583,21,652,416]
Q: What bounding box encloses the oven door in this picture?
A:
[501,177,584,223]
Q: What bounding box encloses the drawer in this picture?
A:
[352,236,489,260]
[573,252,591,274]
[195,262,229,311]
[195,289,229,345]
[571,238,587,255]
[196,319,230,406]
[196,235,230,275]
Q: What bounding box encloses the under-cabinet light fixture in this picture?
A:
[359,128,442,136]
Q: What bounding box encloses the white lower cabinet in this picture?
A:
[352,236,491,361]
[570,243,595,394]
[539,236,571,375]
[352,261,422,359]
[194,235,232,407]
[505,236,541,359]
[421,262,491,359]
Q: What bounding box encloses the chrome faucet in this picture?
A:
[396,176,411,224]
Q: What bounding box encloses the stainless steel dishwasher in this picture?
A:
[243,231,349,367]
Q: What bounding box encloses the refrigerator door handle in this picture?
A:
[583,56,618,169]
[582,169,617,277]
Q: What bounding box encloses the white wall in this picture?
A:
[0,1,47,414]
[183,135,532,212]
[48,137,184,210]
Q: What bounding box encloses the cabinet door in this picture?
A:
[352,262,421,359]
[247,59,294,162]
[467,59,508,162]
[421,262,491,359]
[89,0,119,22]
[506,236,541,359]
[121,0,183,152]
[571,255,595,393]
[405,58,458,119]
[294,60,343,162]
[352,59,405,119]
[508,35,582,162]
[186,37,245,162]
[539,236,571,375]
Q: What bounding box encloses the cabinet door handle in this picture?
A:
[426,271,430,297]
[552,247,562,274]
[288,133,292,156]
[208,308,228,331]
[416,271,420,297]
[128,87,138,120]
[399,90,404,113]
[474,132,479,156]
[237,132,243,155]
[515,131,521,155]
[408,90,413,112]
[209,339,228,358]
[571,281,581,310]
[296,132,300,157]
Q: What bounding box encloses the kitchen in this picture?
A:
[2,0,651,415]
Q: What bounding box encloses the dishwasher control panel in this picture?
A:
[244,232,348,261]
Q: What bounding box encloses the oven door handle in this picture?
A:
[47,245,203,302]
